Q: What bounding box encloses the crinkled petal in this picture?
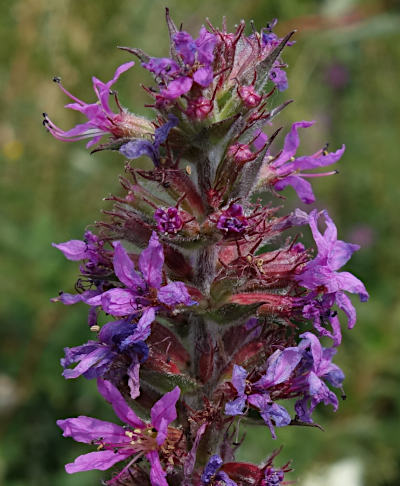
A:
[121,307,155,347]
[127,356,141,399]
[195,27,217,65]
[120,139,158,164]
[62,346,111,379]
[57,416,125,444]
[112,241,144,289]
[158,281,196,307]
[162,77,193,99]
[231,365,247,396]
[97,379,145,428]
[225,395,247,416]
[90,288,137,316]
[332,271,369,301]
[65,450,131,473]
[193,66,213,87]
[255,347,301,389]
[201,454,223,483]
[52,240,88,261]
[173,31,197,65]
[335,291,356,328]
[274,175,316,204]
[151,386,180,445]
[139,232,164,288]
[147,450,168,486]
[299,332,323,371]
[184,423,207,477]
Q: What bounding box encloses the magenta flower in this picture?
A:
[293,332,345,423]
[44,62,153,148]
[257,121,345,203]
[143,27,217,103]
[57,379,180,485]
[154,207,184,234]
[61,317,149,398]
[86,232,196,324]
[225,347,302,438]
[297,210,369,343]
[217,204,249,234]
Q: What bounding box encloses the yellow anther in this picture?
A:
[168,456,175,464]
[97,444,104,451]
[125,431,134,438]
[90,325,100,332]
[133,428,142,434]
[290,156,295,161]
[130,440,136,445]
[186,165,192,175]
[256,258,264,267]
[323,150,328,156]
[246,255,252,262]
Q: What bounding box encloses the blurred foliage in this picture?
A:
[1,0,399,484]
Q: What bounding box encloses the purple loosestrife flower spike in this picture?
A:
[49,12,368,484]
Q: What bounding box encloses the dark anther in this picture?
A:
[331,310,338,317]
[42,119,49,126]
[42,112,48,117]
[52,76,62,83]
[341,393,347,400]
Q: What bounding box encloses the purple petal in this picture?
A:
[299,332,323,371]
[331,271,369,301]
[127,356,141,399]
[295,397,312,423]
[112,241,144,289]
[151,386,180,445]
[52,240,88,261]
[57,416,125,444]
[273,121,314,168]
[193,66,213,87]
[269,67,288,91]
[217,471,238,486]
[162,76,193,99]
[142,57,179,77]
[225,395,247,416]
[201,455,223,483]
[139,232,164,289]
[290,144,345,171]
[255,347,301,388]
[195,27,217,65]
[184,423,207,476]
[92,62,134,114]
[120,139,158,164]
[253,130,268,151]
[158,281,196,307]
[173,31,197,65]
[62,346,111,379]
[274,175,316,204]
[54,292,85,305]
[92,288,137,316]
[154,114,179,149]
[147,450,168,486]
[121,307,155,348]
[231,365,247,396]
[65,450,131,473]
[97,379,145,428]
[335,291,356,328]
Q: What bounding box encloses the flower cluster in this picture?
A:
[48,10,367,485]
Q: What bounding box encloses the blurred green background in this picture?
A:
[1,0,399,484]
